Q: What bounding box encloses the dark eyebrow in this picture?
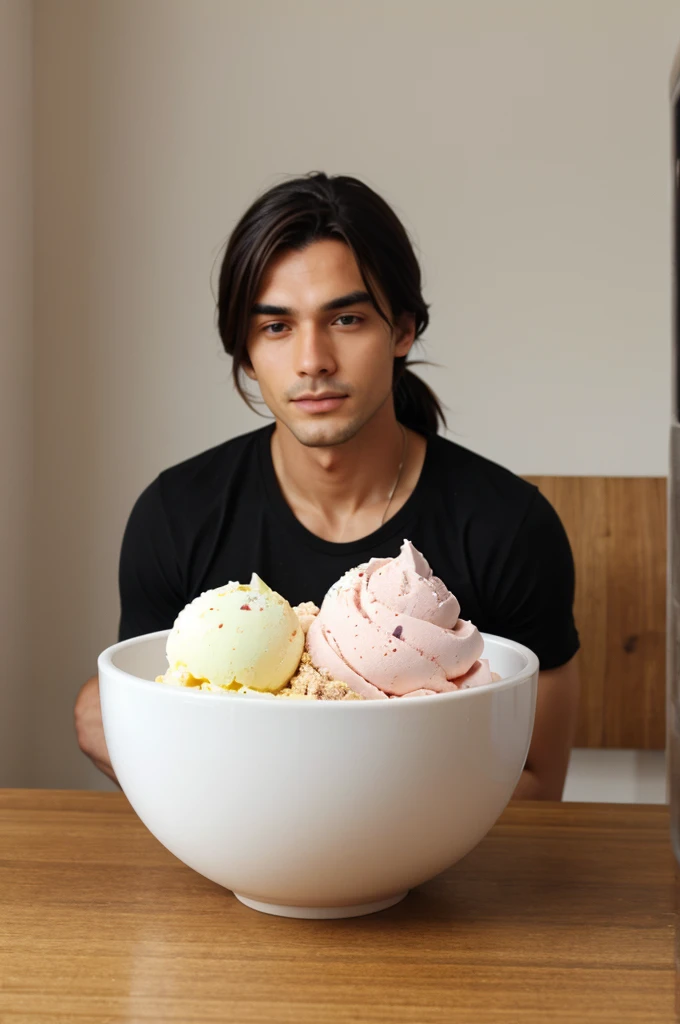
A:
[321,290,373,312]
[250,290,373,317]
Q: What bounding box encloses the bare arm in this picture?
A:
[512,654,580,800]
[74,676,119,787]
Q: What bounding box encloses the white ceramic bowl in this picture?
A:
[98,631,538,919]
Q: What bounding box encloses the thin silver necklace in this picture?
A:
[380,424,408,526]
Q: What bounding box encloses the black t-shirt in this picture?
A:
[118,424,580,671]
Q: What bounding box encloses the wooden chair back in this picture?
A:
[524,477,666,750]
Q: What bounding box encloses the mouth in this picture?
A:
[291,393,348,414]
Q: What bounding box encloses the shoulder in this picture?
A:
[156,425,270,498]
[427,438,579,668]
[124,425,270,541]
[426,434,573,577]
[147,424,271,529]
[428,433,540,530]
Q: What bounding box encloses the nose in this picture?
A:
[293,321,338,378]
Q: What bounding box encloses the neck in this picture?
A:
[270,404,424,543]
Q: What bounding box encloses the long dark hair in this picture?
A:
[216,172,446,434]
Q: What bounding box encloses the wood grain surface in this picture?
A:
[525,476,667,750]
[0,790,674,1023]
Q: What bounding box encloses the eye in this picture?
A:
[334,314,363,327]
[262,322,288,336]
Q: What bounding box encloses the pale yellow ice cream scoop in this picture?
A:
[162,574,304,692]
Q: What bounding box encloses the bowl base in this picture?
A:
[234,891,408,919]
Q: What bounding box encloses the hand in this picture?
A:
[511,656,580,801]
[74,676,119,786]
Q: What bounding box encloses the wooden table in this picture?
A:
[0,791,675,1023]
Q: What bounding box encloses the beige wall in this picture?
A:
[31,0,680,788]
[0,0,32,785]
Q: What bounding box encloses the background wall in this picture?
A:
[0,0,32,786]
[29,0,680,789]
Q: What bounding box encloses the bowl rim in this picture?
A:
[98,629,539,707]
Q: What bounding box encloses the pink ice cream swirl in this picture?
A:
[306,540,495,700]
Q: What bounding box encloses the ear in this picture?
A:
[393,313,416,358]
[242,347,257,380]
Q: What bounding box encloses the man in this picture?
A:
[75,172,580,797]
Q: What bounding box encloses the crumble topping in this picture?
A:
[293,601,320,635]
[277,651,363,700]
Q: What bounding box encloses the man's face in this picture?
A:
[244,239,415,447]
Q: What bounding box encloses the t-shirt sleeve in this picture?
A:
[118,477,185,642]
[484,488,580,671]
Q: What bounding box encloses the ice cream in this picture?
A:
[159,573,303,692]
[156,543,497,701]
[306,540,495,699]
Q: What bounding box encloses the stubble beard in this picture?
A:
[285,415,368,449]
[281,388,393,449]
